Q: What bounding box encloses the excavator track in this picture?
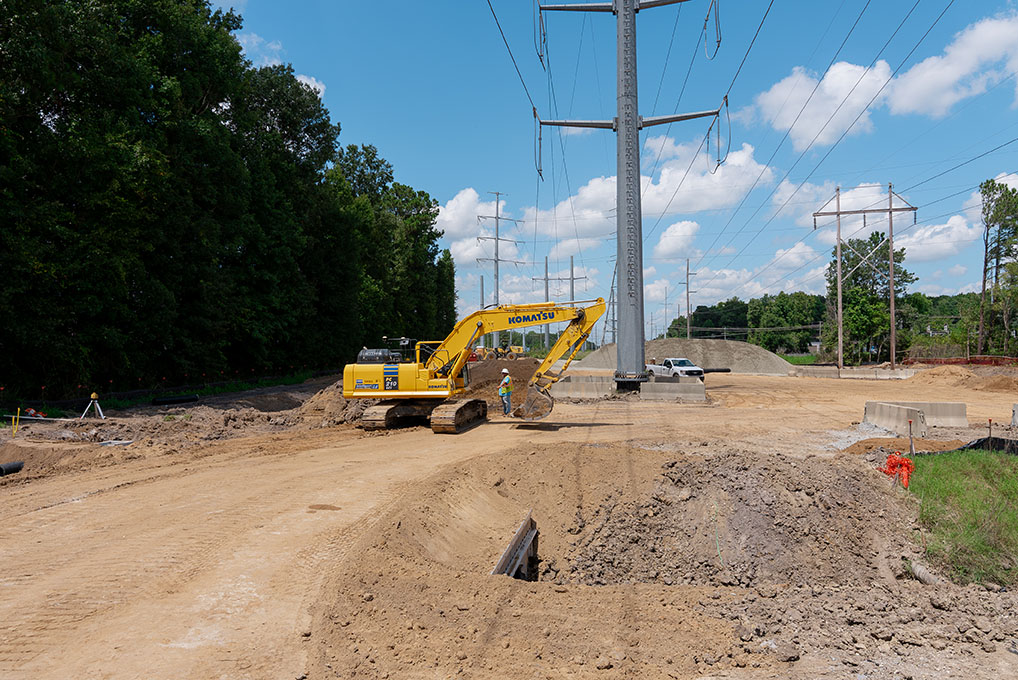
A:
[359,400,439,431]
[430,399,488,434]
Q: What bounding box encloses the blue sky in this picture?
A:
[220,1,1018,338]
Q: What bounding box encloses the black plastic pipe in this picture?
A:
[0,461,24,476]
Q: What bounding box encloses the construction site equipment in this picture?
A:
[343,299,606,433]
[80,392,106,419]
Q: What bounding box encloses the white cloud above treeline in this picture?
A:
[750,13,1018,148]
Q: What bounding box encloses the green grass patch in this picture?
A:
[780,354,818,365]
[910,450,1018,586]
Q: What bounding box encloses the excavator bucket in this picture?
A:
[512,385,554,421]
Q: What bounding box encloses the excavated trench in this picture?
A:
[313,442,1018,678]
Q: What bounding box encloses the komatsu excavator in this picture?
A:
[343,298,606,433]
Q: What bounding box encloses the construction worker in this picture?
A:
[498,368,513,415]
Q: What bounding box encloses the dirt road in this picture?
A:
[1,374,1016,679]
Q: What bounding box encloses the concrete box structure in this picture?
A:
[639,381,706,402]
[874,401,968,427]
[864,402,929,437]
[549,376,614,399]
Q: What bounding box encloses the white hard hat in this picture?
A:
[501,368,509,374]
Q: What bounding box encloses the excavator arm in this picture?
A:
[512,298,605,419]
[426,299,604,377]
[424,298,605,420]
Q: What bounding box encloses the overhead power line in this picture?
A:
[487,0,539,112]
[698,0,954,295]
[692,0,875,270]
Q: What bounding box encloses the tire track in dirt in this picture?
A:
[0,432,386,678]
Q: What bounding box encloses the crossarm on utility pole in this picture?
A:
[541,119,614,129]
[540,2,613,11]
[641,109,718,128]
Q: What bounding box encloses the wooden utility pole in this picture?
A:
[814,185,916,368]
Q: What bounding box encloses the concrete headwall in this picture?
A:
[549,376,614,399]
[639,381,706,402]
[864,402,929,437]
[876,401,968,427]
[793,367,916,379]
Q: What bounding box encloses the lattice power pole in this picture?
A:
[813,184,917,369]
[677,257,696,338]
[540,0,718,390]
[533,255,587,351]
[477,191,524,348]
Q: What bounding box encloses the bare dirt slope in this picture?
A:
[1,373,1017,679]
[580,339,793,374]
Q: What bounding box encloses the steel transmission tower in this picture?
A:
[477,191,524,348]
[540,0,719,390]
[533,255,587,351]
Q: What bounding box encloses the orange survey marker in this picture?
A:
[877,453,915,489]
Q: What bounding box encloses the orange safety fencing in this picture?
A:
[877,453,915,489]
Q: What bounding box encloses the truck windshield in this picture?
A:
[674,359,694,367]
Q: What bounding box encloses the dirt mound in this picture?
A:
[580,339,792,375]
[282,380,374,428]
[909,365,978,384]
[909,365,1018,392]
[566,450,905,588]
[462,357,541,408]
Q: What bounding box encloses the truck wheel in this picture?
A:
[647,373,656,382]
[506,352,517,360]
[672,373,680,378]
[486,351,498,361]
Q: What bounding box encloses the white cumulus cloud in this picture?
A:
[896,215,981,262]
[295,74,325,96]
[653,221,700,260]
[888,13,1018,117]
[755,61,891,151]
[237,33,283,66]
[437,188,504,240]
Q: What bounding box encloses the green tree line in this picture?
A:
[661,177,1018,364]
[0,0,456,399]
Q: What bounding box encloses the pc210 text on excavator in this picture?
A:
[342,298,606,434]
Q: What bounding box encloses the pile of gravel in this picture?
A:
[580,339,792,375]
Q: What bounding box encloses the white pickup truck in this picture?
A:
[646,357,705,381]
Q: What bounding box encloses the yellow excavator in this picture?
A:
[343,298,606,433]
